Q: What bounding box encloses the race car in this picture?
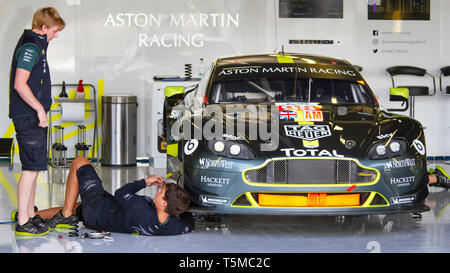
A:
[161,53,430,215]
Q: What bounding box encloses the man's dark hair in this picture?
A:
[163,183,190,216]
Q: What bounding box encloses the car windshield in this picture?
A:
[209,77,375,105]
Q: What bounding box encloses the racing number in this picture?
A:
[413,139,425,155]
[184,139,199,155]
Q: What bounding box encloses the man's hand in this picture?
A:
[145,175,165,187]
[37,109,48,128]
[14,68,48,128]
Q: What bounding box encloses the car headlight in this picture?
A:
[213,141,225,153]
[367,138,407,160]
[207,140,255,159]
[229,144,241,156]
[389,141,401,153]
[376,145,386,156]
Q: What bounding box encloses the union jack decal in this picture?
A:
[279,111,297,120]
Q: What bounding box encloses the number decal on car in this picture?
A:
[184,139,199,155]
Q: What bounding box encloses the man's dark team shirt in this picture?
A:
[16,44,40,72]
[84,179,195,236]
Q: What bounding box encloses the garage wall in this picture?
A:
[277,0,450,159]
[0,0,448,159]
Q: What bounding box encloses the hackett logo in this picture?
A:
[390,176,415,185]
[284,125,331,141]
[200,176,230,185]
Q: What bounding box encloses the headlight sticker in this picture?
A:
[413,139,426,155]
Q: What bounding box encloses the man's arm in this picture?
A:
[14,69,48,128]
[113,179,147,211]
[114,175,164,210]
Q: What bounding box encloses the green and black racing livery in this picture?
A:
[161,53,429,216]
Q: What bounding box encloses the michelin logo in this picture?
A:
[391,196,415,205]
[200,195,230,206]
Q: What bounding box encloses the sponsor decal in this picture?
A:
[200,175,231,187]
[200,195,230,206]
[281,148,344,158]
[384,158,416,171]
[391,195,416,205]
[413,139,426,155]
[217,65,357,77]
[277,103,320,112]
[184,139,199,155]
[218,66,260,76]
[199,158,233,169]
[297,109,323,122]
[377,133,393,140]
[278,104,324,122]
[222,134,242,140]
[345,140,356,149]
[390,176,414,187]
[279,111,298,120]
[284,125,331,141]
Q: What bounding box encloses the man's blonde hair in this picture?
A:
[32,7,65,31]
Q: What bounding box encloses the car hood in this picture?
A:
[205,103,382,158]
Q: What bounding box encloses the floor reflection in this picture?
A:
[2,162,449,253]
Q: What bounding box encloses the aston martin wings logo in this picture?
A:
[284,125,331,141]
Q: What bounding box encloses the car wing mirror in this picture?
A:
[388,87,409,112]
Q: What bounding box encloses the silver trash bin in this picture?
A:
[101,95,137,166]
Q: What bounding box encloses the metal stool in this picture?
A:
[386,66,436,118]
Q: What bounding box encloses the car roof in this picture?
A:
[215,53,353,67]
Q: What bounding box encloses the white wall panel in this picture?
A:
[0,0,448,158]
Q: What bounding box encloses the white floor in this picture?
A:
[0,161,449,253]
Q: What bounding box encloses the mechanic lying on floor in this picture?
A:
[428,166,450,189]
[34,157,195,236]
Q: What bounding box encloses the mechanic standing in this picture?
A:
[9,7,65,236]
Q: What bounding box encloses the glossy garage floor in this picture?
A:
[0,161,449,253]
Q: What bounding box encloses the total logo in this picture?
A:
[281,148,344,158]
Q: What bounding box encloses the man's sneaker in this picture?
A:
[48,210,78,229]
[31,214,54,231]
[15,218,49,236]
[434,166,450,189]
[11,206,39,222]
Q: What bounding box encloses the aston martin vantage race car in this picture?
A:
[161,53,429,215]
